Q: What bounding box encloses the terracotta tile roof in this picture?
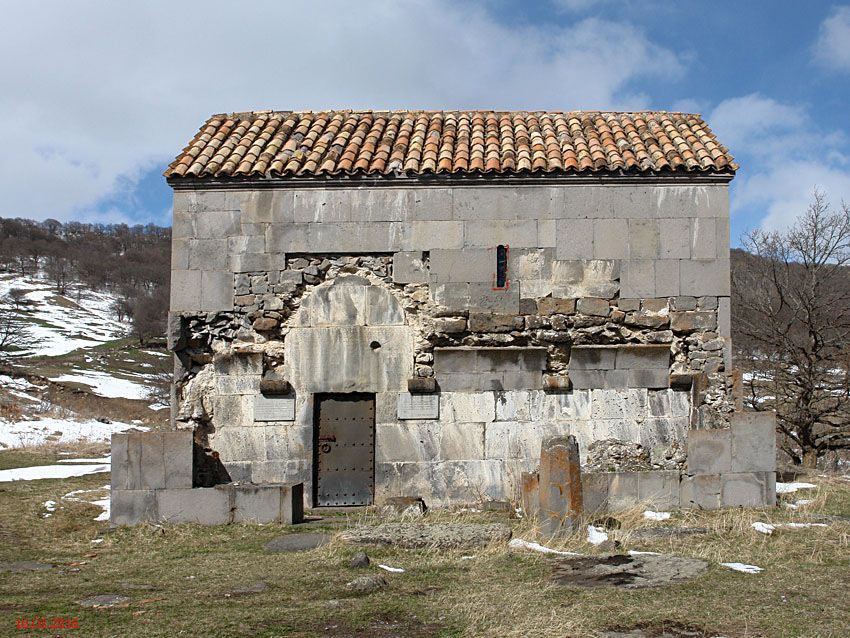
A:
[165,110,737,179]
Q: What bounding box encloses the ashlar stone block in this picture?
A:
[730,411,776,472]
[687,428,732,474]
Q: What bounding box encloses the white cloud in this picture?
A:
[0,1,682,222]
[709,93,850,232]
[814,6,850,71]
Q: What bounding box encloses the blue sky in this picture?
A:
[2,1,849,245]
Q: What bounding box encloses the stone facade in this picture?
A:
[167,179,748,508]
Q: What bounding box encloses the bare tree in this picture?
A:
[732,190,850,468]
[6,288,27,310]
[0,310,26,359]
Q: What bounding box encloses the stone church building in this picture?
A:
[163,110,772,511]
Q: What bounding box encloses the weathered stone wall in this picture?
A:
[169,180,733,507]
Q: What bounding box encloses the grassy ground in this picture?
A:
[0,449,847,638]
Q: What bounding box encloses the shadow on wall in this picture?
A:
[193,442,232,487]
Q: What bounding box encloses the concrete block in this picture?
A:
[408,188,453,221]
[629,219,660,258]
[349,188,413,222]
[440,422,485,460]
[440,392,495,423]
[214,352,263,377]
[211,426,265,461]
[569,370,629,390]
[607,471,640,511]
[516,186,563,220]
[581,473,609,513]
[467,282,520,313]
[680,474,721,509]
[110,490,157,526]
[670,311,717,332]
[538,297,577,315]
[232,485,282,523]
[569,346,618,370]
[139,431,165,490]
[687,428,732,474]
[593,219,629,259]
[453,186,518,220]
[556,218,594,260]
[679,258,730,296]
[188,239,228,270]
[538,220,557,247]
[376,423,440,463]
[550,260,584,283]
[730,412,776,472]
[655,259,680,297]
[628,369,670,389]
[200,271,234,311]
[721,472,773,507]
[163,431,193,489]
[464,220,538,248]
[576,297,610,316]
[659,218,690,258]
[405,221,464,250]
[263,425,311,461]
[637,471,680,509]
[293,189,351,222]
[716,215,731,256]
[227,234,266,254]
[434,348,478,374]
[170,270,202,312]
[392,251,430,284]
[621,260,655,298]
[212,395,254,428]
[215,375,261,395]
[157,487,233,525]
[195,210,241,238]
[171,239,190,270]
[110,433,129,490]
[690,218,717,259]
[231,484,303,524]
[476,348,547,372]
[590,388,648,419]
[500,370,543,390]
[615,344,671,370]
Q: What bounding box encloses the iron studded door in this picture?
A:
[314,393,375,506]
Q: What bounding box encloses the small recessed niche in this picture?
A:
[370,341,382,350]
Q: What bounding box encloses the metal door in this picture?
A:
[314,393,375,506]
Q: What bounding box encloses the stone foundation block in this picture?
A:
[730,412,776,472]
[110,490,157,526]
[606,472,640,511]
[721,472,775,508]
[637,470,680,509]
[680,474,721,509]
[581,473,609,514]
[687,428,731,474]
[157,487,233,525]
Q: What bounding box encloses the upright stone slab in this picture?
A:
[520,472,540,517]
[538,435,583,536]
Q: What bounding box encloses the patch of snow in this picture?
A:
[0,374,39,390]
[752,522,776,535]
[57,457,111,464]
[43,499,57,511]
[779,522,828,529]
[628,550,661,556]
[460,555,476,560]
[51,371,149,400]
[643,510,671,521]
[90,539,103,544]
[0,417,145,448]
[587,525,609,545]
[508,538,581,557]
[377,564,405,573]
[785,499,813,510]
[148,403,169,411]
[0,463,109,482]
[720,562,763,574]
[776,482,817,494]
[91,498,110,522]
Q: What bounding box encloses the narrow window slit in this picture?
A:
[494,244,509,290]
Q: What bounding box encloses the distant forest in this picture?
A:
[0,217,170,344]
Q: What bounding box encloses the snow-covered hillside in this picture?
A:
[0,271,128,357]
[0,270,168,448]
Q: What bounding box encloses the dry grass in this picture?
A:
[0,457,847,637]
